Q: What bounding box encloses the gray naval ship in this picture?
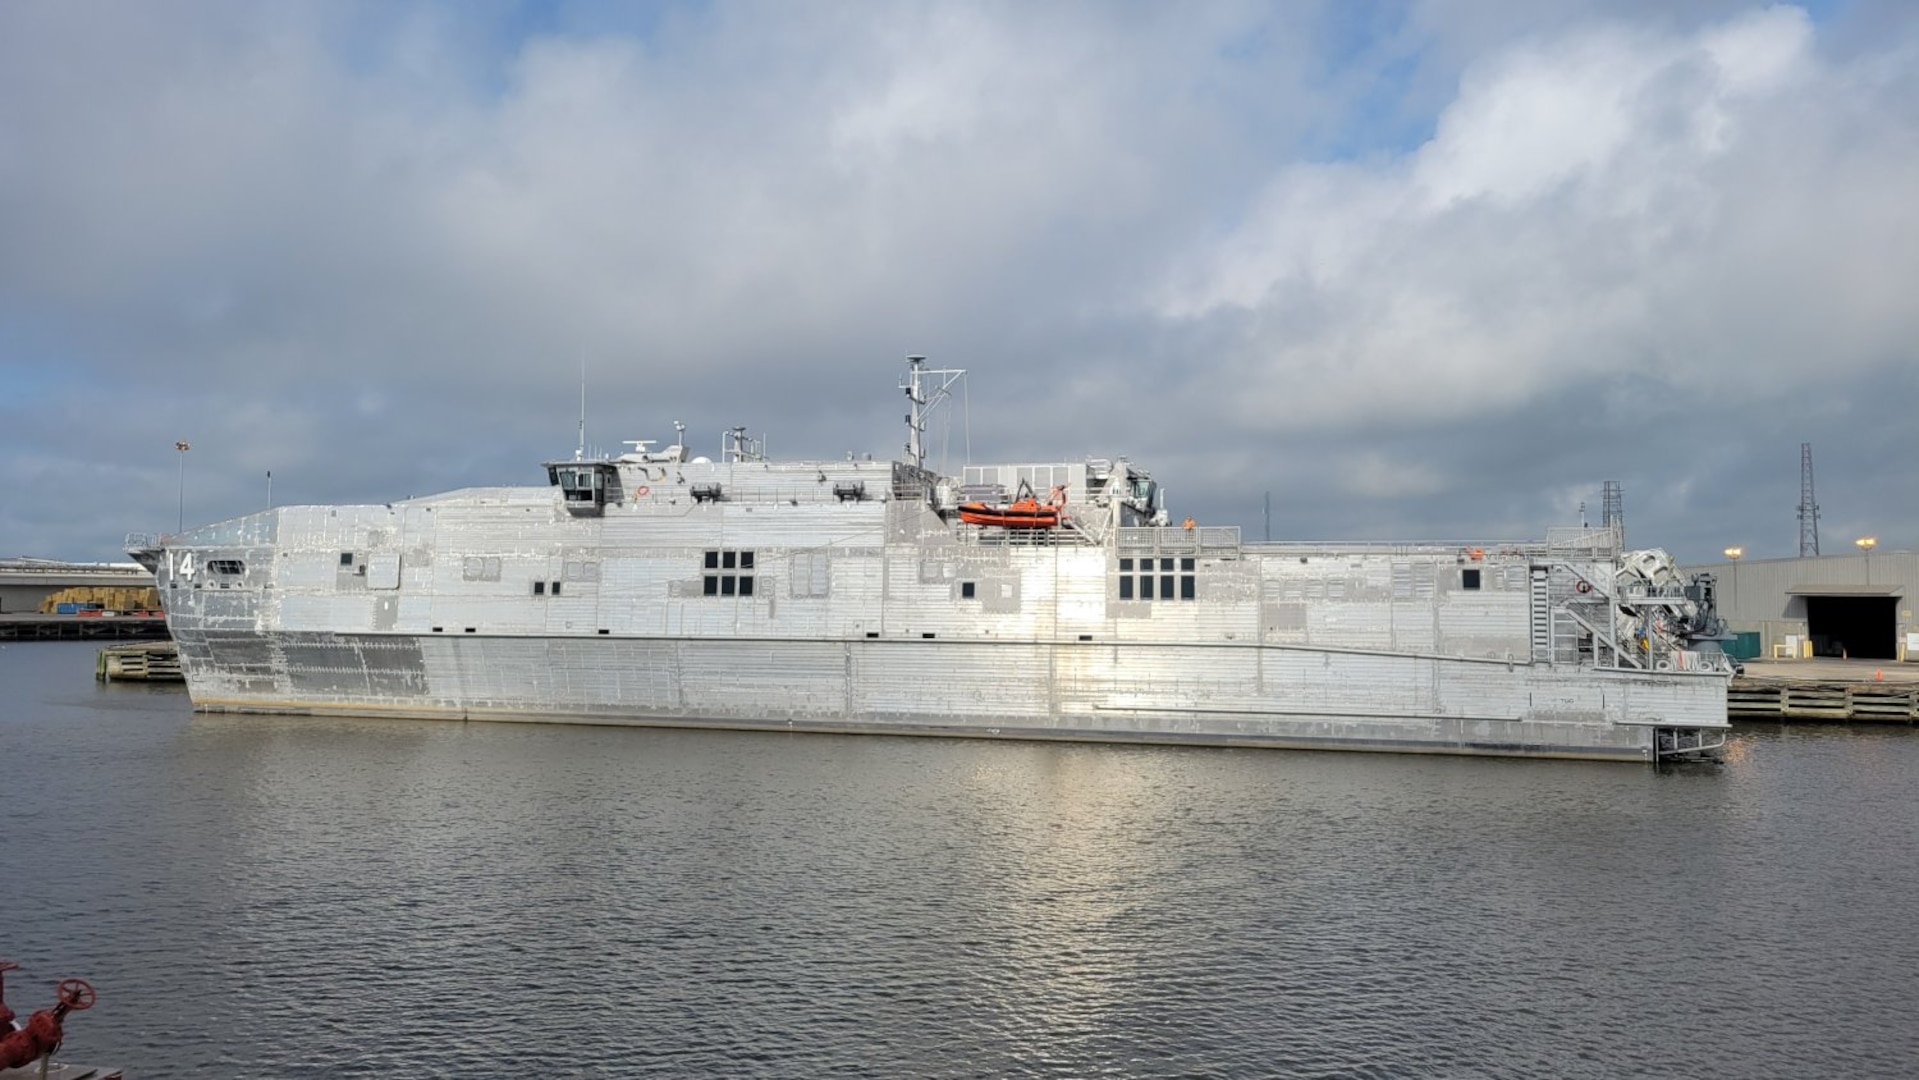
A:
[130,358,1733,762]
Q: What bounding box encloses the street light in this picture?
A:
[1723,547,1743,623]
[1856,536,1877,584]
[174,440,190,533]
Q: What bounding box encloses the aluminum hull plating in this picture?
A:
[167,627,1723,762]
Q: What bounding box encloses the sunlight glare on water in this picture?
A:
[3,642,1918,1077]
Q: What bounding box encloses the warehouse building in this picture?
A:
[1681,548,1917,662]
[0,557,154,614]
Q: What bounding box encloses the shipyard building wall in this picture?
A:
[1681,550,1919,662]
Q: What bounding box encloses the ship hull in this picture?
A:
[173,629,1724,762]
[139,438,1732,765]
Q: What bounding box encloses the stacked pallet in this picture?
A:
[39,586,162,614]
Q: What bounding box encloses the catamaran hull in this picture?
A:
[172,630,1725,762]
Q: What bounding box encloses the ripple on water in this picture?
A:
[3,644,1919,1077]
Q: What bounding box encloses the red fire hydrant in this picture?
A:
[0,960,97,1070]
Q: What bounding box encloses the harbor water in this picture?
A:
[3,641,1917,1078]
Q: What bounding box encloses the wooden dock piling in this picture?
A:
[96,642,183,683]
[1729,660,1919,722]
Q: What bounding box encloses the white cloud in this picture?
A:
[1154,4,1919,440]
[2,2,1917,562]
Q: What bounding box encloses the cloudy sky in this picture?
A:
[3,0,1915,564]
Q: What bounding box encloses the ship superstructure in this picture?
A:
[131,360,1732,762]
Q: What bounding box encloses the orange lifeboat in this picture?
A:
[958,485,1066,529]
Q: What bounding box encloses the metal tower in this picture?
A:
[1601,480,1623,535]
[1797,443,1820,557]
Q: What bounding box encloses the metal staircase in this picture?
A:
[1530,568,1553,663]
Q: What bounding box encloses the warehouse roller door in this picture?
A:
[1805,595,1898,660]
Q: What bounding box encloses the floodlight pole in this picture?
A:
[175,441,191,533]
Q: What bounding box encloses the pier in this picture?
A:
[1729,659,1919,722]
[0,558,166,641]
[0,557,153,613]
[0,613,169,641]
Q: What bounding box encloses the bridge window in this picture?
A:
[702,550,756,598]
[553,466,603,503]
[547,462,615,516]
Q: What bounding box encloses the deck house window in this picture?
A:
[703,549,756,598]
[1462,569,1481,590]
[1118,557,1195,602]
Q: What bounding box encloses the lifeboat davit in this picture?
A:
[958,485,1066,529]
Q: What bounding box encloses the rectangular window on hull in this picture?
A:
[702,549,756,599]
[1117,560,1196,603]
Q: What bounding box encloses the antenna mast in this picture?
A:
[722,426,767,463]
[576,355,587,462]
[900,355,967,473]
[1798,442,1821,557]
[1601,480,1623,541]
